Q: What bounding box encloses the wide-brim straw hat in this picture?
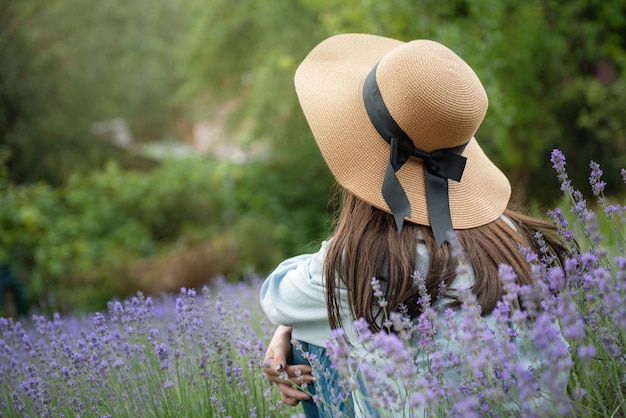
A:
[295,33,511,232]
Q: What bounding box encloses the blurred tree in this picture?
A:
[2,0,624,192]
[180,0,626,205]
[4,0,623,193]
[1,0,193,185]
[2,0,625,312]
[417,0,626,201]
[180,0,336,250]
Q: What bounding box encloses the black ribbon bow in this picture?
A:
[363,64,468,245]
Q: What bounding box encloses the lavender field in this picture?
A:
[1,152,625,417]
[0,279,293,417]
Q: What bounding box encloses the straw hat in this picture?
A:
[295,33,511,243]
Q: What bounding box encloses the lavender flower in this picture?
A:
[370,277,387,309]
[2,150,624,417]
[1,282,291,417]
[589,161,607,200]
[550,149,573,194]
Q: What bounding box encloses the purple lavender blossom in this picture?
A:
[577,344,596,363]
[412,268,431,310]
[353,317,372,344]
[547,208,575,244]
[3,155,625,418]
[550,149,573,194]
[589,161,607,200]
[1,282,290,417]
[370,276,387,309]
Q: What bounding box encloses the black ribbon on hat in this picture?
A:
[362,64,468,245]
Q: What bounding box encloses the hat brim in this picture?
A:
[295,33,511,229]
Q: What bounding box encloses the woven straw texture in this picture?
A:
[295,33,511,229]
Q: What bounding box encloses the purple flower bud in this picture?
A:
[550,149,574,195]
[354,318,372,343]
[580,251,599,268]
[577,344,596,362]
[589,161,606,196]
[547,266,566,292]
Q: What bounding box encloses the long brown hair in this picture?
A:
[324,188,568,333]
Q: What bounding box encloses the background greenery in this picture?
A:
[1,0,625,314]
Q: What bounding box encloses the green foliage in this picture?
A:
[3,0,625,192]
[1,0,193,185]
[0,155,332,313]
[179,0,626,202]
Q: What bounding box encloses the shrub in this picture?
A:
[0,154,332,313]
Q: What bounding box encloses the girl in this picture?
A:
[260,34,569,417]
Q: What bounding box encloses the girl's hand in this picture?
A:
[262,325,314,406]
